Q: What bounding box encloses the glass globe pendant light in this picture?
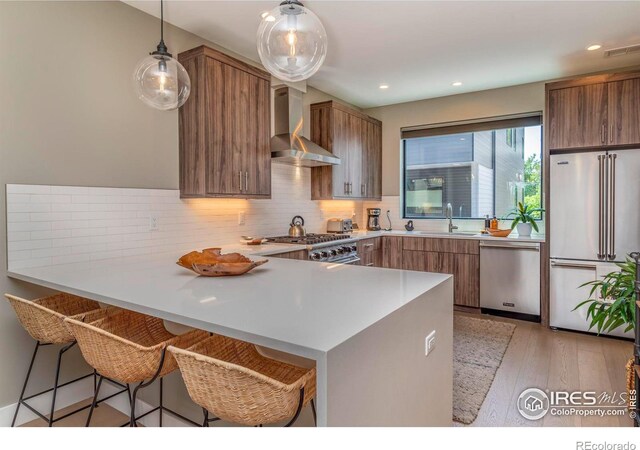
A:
[133,0,190,111]
[257,0,328,82]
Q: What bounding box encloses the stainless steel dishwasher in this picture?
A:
[480,240,541,320]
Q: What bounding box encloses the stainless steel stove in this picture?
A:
[266,234,360,264]
[266,233,352,246]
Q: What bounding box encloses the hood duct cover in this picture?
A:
[270,86,340,167]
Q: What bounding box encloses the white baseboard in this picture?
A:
[0,375,95,427]
[100,382,195,427]
[0,376,195,427]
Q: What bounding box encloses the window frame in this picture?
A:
[401,113,544,221]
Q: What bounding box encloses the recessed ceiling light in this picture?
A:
[452,81,463,87]
[587,44,602,51]
[379,84,389,89]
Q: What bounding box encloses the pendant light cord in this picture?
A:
[153,0,170,57]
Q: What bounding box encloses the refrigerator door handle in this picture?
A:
[608,153,616,260]
[597,155,605,260]
[550,261,598,270]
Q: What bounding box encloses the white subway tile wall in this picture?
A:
[6,165,363,269]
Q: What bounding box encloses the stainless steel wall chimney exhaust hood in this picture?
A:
[271,86,340,167]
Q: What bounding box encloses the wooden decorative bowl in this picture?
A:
[177,248,268,277]
[485,228,512,238]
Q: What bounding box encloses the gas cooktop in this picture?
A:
[266,233,352,245]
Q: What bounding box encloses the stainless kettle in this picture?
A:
[288,215,306,237]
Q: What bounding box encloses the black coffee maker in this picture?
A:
[367,208,381,231]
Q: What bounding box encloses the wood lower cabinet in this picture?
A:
[357,237,382,267]
[382,236,403,269]
[402,250,440,272]
[178,45,271,198]
[401,237,480,308]
[546,71,640,151]
[451,253,480,308]
[271,250,308,260]
[310,101,382,200]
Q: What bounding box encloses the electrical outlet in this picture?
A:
[238,211,245,226]
[149,216,159,231]
[425,330,436,356]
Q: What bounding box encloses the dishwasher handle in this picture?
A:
[479,242,540,251]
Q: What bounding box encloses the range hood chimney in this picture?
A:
[271,86,340,167]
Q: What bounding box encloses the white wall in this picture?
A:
[0,1,353,410]
[364,83,546,196]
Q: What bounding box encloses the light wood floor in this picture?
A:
[458,312,634,427]
[21,313,634,427]
[22,398,131,427]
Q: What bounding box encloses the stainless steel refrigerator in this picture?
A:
[550,149,640,338]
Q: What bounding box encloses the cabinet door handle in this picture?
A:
[344,182,347,195]
[245,171,249,192]
[608,154,616,260]
[361,184,364,196]
[601,123,606,144]
[239,171,243,192]
[349,182,353,194]
[365,183,368,197]
[610,125,613,143]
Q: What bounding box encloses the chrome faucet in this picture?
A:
[446,203,458,233]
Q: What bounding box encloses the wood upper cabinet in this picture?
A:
[310,101,382,200]
[361,120,382,198]
[178,45,271,198]
[547,83,607,151]
[546,71,640,151]
[608,78,640,146]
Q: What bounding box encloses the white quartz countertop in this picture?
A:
[8,250,451,358]
[349,229,546,243]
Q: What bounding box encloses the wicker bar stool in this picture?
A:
[4,293,123,427]
[168,335,317,427]
[64,309,209,427]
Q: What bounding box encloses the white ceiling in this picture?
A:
[125,1,640,109]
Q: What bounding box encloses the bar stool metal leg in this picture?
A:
[48,341,76,427]
[310,398,317,426]
[284,388,305,427]
[159,378,163,427]
[11,341,41,427]
[130,348,166,427]
[85,375,104,427]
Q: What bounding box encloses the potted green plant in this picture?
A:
[575,257,636,335]
[575,257,637,407]
[504,202,544,237]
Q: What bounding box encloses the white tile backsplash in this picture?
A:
[6,165,363,269]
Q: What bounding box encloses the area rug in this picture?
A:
[453,316,516,424]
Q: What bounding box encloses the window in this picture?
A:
[402,115,542,220]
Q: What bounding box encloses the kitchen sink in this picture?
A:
[415,231,480,236]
